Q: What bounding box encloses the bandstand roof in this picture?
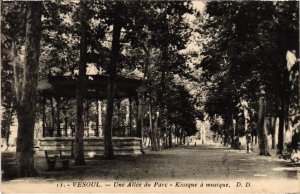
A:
[38,75,146,99]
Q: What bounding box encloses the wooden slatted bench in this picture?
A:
[45,150,70,170]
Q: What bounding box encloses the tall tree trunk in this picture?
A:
[148,49,168,151]
[151,72,166,150]
[153,112,160,150]
[117,100,121,136]
[5,125,10,149]
[269,116,276,150]
[270,117,276,149]
[168,126,172,148]
[56,97,61,137]
[99,101,103,136]
[277,103,285,155]
[180,129,184,146]
[284,103,290,135]
[75,0,88,165]
[143,46,152,80]
[42,97,46,137]
[149,100,157,151]
[125,101,129,135]
[136,94,146,153]
[50,97,55,133]
[129,97,132,136]
[85,100,90,137]
[234,116,240,148]
[243,107,248,131]
[230,115,235,147]
[4,104,14,149]
[141,47,151,149]
[95,101,99,137]
[257,94,271,156]
[15,2,42,177]
[136,95,142,138]
[224,127,228,146]
[104,2,122,160]
[64,115,68,137]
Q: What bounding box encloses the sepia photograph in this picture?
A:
[1,0,299,193]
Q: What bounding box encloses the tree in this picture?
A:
[1,1,28,151]
[40,1,75,76]
[97,1,195,154]
[1,102,14,149]
[103,2,123,159]
[199,1,298,155]
[74,0,88,165]
[122,1,195,150]
[1,34,16,149]
[257,90,271,155]
[164,84,198,145]
[12,2,42,176]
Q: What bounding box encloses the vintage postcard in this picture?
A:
[1,0,299,193]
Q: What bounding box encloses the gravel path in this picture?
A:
[2,144,299,181]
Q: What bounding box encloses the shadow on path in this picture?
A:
[2,145,299,182]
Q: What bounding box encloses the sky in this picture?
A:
[193,0,206,13]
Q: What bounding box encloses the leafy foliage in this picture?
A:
[199,1,299,135]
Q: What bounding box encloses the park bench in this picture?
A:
[45,150,70,170]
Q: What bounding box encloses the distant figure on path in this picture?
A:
[246,131,252,153]
[290,128,300,162]
[291,129,299,154]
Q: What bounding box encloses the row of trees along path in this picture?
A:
[1,1,299,177]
